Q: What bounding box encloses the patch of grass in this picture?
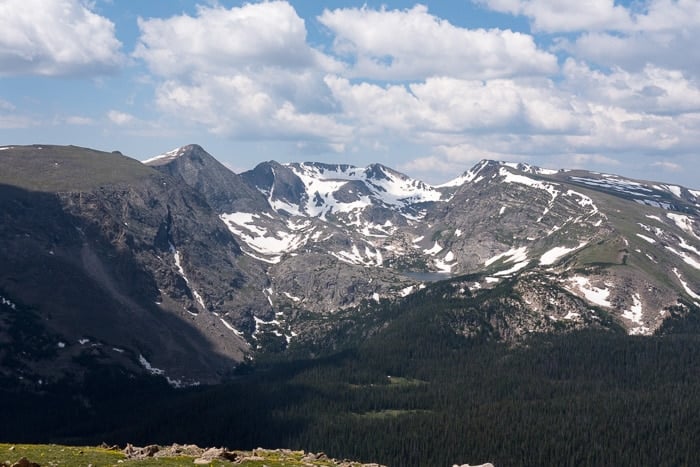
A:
[0,145,153,192]
[386,376,427,386]
[352,409,432,420]
[574,239,625,266]
[0,444,361,466]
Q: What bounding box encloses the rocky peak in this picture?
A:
[144,145,269,214]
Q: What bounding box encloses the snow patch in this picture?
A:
[283,292,302,302]
[499,167,559,199]
[219,318,244,337]
[565,190,598,214]
[0,296,17,310]
[661,184,682,198]
[540,242,587,266]
[170,243,206,311]
[142,147,187,165]
[424,242,443,255]
[439,160,491,187]
[673,268,700,300]
[493,260,530,276]
[485,246,528,266]
[622,294,650,335]
[636,234,656,244]
[139,354,164,375]
[566,276,612,308]
[562,311,581,320]
[221,212,313,260]
[665,246,700,270]
[667,213,698,239]
[138,354,198,388]
[678,237,700,256]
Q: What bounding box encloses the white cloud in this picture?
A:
[0,114,35,129]
[134,1,338,77]
[564,153,621,167]
[0,99,15,111]
[475,0,633,32]
[107,110,136,126]
[562,30,700,77]
[651,161,682,172]
[126,0,700,176]
[64,116,95,126]
[0,0,123,76]
[562,60,700,114]
[154,72,351,143]
[325,75,582,140]
[479,0,700,77]
[318,4,557,80]
[134,2,349,147]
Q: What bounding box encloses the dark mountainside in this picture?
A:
[1,144,700,466]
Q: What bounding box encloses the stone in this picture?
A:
[10,458,40,467]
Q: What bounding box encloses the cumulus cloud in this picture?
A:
[318,4,557,80]
[0,0,123,76]
[126,0,700,182]
[134,1,339,77]
[134,1,349,146]
[651,161,682,172]
[107,110,137,126]
[479,0,700,76]
[562,60,700,114]
[64,116,95,126]
[474,0,633,32]
[561,30,700,76]
[325,75,582,140]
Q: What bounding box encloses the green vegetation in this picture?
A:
[0,444,368,466]
[0,145,153,192]
[0,444,203,466]
[2,275,700,467]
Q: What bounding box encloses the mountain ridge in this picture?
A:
[1,143,698,386]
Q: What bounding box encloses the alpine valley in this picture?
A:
[2,144,700,466]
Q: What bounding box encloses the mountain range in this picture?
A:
[1,143,698,386]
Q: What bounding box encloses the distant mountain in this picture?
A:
[230,155,699,342]
[1,143,698,386]
[144,144,269,213]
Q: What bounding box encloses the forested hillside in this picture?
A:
[3,287,700,466]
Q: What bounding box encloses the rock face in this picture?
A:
[0,145,262,385]
[1,144,699,384]
[144,144,269,213]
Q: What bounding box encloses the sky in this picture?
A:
[1,0,699,188]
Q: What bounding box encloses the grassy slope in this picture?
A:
[0,444,363,467]
[0,145,153,192]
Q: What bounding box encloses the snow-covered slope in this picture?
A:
[148,147,700,341]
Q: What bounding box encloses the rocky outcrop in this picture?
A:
[122,444,386,466]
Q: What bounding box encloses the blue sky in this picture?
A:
[1,0,699,188]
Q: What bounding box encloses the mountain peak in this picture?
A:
[144,144,269,213]
[142,144,206,166]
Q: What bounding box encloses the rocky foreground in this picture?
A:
[122,443,386,465]
[1,443,496,466]
[1,443,386,466]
